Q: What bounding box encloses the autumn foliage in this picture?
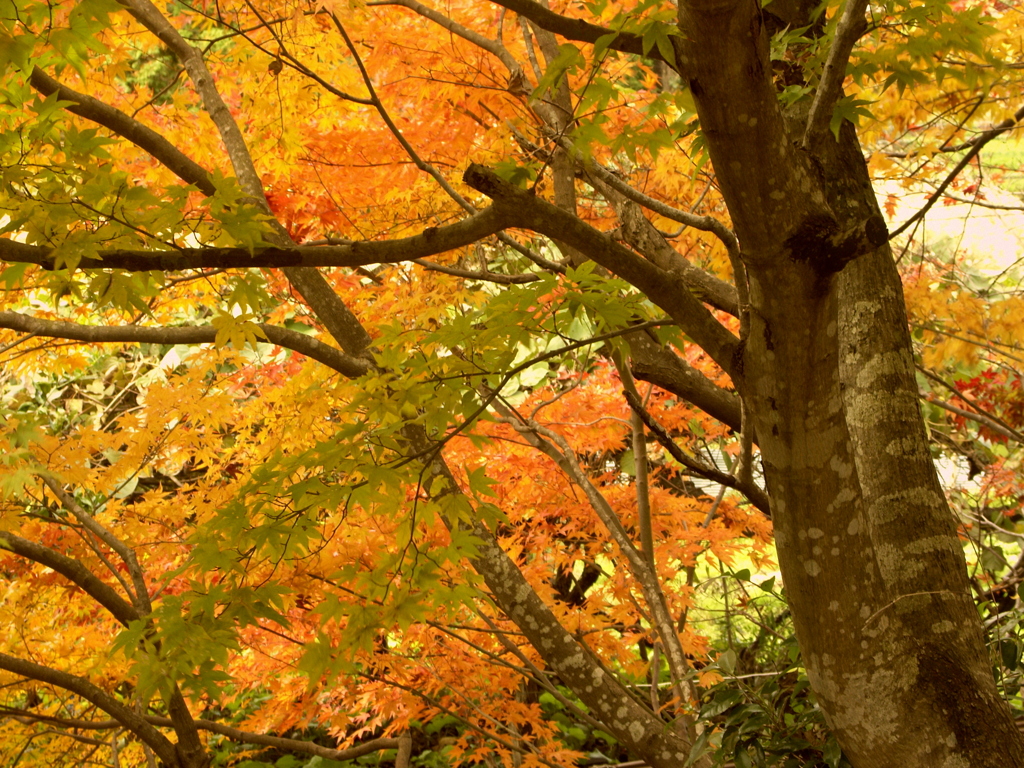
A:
[0,0,1023,766]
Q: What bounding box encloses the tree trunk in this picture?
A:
[677,0,1024,763]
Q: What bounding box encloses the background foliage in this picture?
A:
[0,0,1023,765]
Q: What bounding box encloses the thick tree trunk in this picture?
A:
[743,190,1024,768]
[677,0,1024,764]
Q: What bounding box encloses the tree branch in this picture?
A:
[676,0,834,262]
[627,332,743,433]
[0,311,371,379]
[585,172,739,316]
[412,259,539,284]
[42,479,152,613]
[28,68,217,197]
[398,424,697,768]
[927,396,1024,445]
[889,102,1024,239]
[577,147,740,262]
[0,207,506,272]
[153,717,399,762]
[0,530,140,627]
[118,0,263,199]
[464,164,742,378]
[496,405,698,728]
[623,389,771,515]
[480,0,664,65]
[0,653,179,767]
[119,0,373,358]
[801,0,869,148]
[1,706,405,763]
[370,0,522,74]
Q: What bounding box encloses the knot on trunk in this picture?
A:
[785,212,888,275]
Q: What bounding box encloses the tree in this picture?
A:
[1,0,1023,766]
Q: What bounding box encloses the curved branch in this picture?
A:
[43,478,152,614]
[412,259,539,284]
[0,531,140,627]
[586,173,739,316]
[149,717,399,762]
[623,389,771,515]
[29,68,217,196]
[370,0,522,74]
[120,0,373,358]
[496,405,698,728]
[627,331,743,433]
[917,364,1024,443]
[927,396,1024,446]
[0,311,372,379]
[397,427,697,768]
[578,147,740,259]
[0,652,179,767]
[481,0,662,64]
[2,706,405,762]
[119,0,264,199]
[463,164,742,378]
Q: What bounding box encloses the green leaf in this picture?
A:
[532,43,582,99]
[699,688,743,719]
[640,21,677,67]
[493,159,537,188]
[1000,639,1020,671]
[829,95,876,140]
[684,727,712,767]
[823,736,843,768]
[593,31,620,59]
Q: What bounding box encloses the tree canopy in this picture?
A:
[1,0,1024,766]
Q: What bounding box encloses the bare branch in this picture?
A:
[473,613,610,733]
[153,716,400,762]
[627,332,743,433]
[370,0,522,74]
[42,479,152,614]
[623,389,771,516]
[0,311,371,379]
[0,708,402,762]
[120,0,373,357]
[890,102,1024,239]
[412,259,539,284]
[119,0,265,199]
[585,172,739,316]
[615,358,655,565]
[496,405,698,731]
[927,396,1024,445]
[397,428,697,766]
[464,163,742,378]
[917,365,1024,443]
[577,148,740,259]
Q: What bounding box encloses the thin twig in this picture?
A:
[890,102,1024,239]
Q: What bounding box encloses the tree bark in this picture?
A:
[674,0,1024,763]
